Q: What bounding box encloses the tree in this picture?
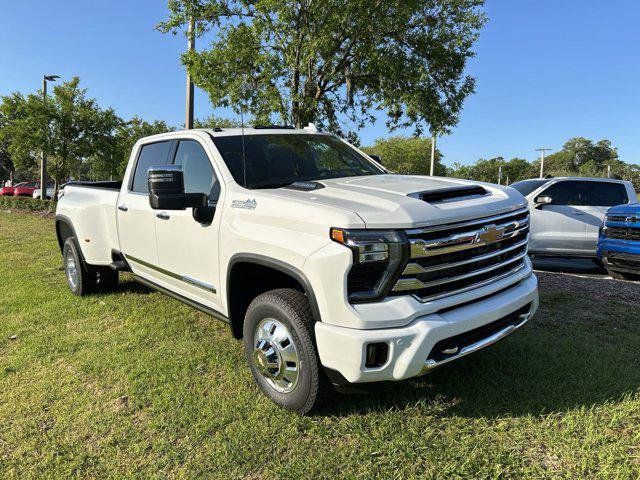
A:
[448,157,535,184]
[1,78,115,191]
[158,0,485,137]
[362,136,446,176]
[194,115,242,129]
[88,117,173,180]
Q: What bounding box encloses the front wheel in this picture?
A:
[243,288,329,414]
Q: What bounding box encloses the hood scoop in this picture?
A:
[409,185,489,204]
[284,181,325,191]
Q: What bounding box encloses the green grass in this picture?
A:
[1,211,639,479]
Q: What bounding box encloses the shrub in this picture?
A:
[0,195,53,212]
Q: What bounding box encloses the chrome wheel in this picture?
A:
[65,250,78,290]
[253,318,300,393]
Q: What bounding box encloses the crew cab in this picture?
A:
[597,202,640,280]
[55,128,539,414]
[511,177,636,258]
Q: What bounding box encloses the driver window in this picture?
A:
[540,181,582,206]
[173,140,220,202]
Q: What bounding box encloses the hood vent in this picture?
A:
[284,181,325,191]
[410,185,489,204]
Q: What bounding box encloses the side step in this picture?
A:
[110,250,131,272]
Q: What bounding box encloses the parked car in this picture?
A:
[32,185,55,200]
[1,182,30,196]
[510,177,636,258]
[13,181,40,197]
[597,203,640,280]
[56,128,539,414]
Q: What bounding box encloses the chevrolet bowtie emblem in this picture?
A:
[474,225,505,244]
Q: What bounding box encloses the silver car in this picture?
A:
[511,177,637,258]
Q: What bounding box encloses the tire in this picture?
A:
[95,267,119,291]
[607,268,640,281]
[243,288,329,414]
[62,237,96,296]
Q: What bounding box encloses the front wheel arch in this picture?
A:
[226,254,321,339]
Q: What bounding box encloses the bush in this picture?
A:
[0,195,53,212]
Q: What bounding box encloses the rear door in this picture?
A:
[154,138,224,310]
[529,180,592,255]
[116,140,172,277]
[579,181,629,252]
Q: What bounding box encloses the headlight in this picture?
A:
[330,228,409,303]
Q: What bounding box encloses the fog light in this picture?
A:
[365,342,389,368]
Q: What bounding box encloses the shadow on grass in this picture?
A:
[317,295,640,418]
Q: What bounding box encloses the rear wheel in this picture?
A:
[63,238,96,296]
[243,288,329,414]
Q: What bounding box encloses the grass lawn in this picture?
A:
[1,210,639,479]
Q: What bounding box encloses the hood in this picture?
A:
[607,202,640,216]
[266,174,528,229]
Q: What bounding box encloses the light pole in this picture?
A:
[429,133,437,176]
[41,74,59,199]
[535,147,552,179]
[185,16,195,129]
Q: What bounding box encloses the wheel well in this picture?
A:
[227,261,309,339]
[55,219,75,253]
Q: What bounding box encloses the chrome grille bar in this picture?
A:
[394,252,528,292]
[402,236,529,275]
[409,219,529,259]
[406,206,529,236]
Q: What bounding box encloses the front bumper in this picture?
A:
[315,273,538,384]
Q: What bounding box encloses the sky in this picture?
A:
[1,0,639,166]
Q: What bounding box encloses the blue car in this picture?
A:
[597,202,640,280]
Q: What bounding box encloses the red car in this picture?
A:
[12,181,40,197]
[0,182,28,196]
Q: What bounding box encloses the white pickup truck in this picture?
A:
[55,127,539,414]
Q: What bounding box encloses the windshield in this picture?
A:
[211,134,384,189]
[510,179,549,196]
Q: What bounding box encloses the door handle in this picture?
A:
[156,212,170,220]
[117,204,128,212]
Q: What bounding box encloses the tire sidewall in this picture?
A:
[244,296,317,412]
[63,238,92,296]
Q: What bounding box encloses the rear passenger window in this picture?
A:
[131,141,172,193]
[541,181,628,206]
[582,182,628,206]
[172,140,220,201]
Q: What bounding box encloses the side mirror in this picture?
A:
[369,154,382,165]
[147,166,207,210]
[534,195,552,209]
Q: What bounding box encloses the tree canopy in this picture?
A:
[158,0,485,138]
[362,136,446,176]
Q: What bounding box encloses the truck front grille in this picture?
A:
[605,226,640,241]
[392,207,530,302]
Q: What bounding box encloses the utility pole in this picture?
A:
[41,75,59,200]
[498,165,503,185]
[429,133,437,176]
[185,15,195,130]
[607,164,611,178]
[535,147,553,179]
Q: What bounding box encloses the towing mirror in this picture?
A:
[147,166,207,210]
[534,195,553,209]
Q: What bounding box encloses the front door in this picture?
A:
[117,140,173,277]
[529,180,591,256]
[154,138,224,311]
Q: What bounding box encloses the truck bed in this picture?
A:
[57,183,122,266]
